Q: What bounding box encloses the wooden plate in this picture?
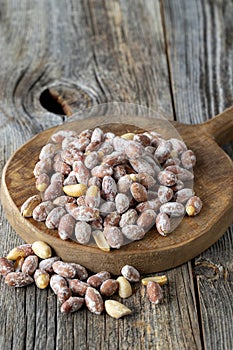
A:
[1,108,233,274]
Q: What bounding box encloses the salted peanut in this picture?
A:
[73,161,90,185]
[163,157,180,168]
[72,206,99,222]
[117,175,132,194]
[130,158,156,177]
[112,136,128,153]
[170,180,184,192]
[125,141,144,159]
[117,276,132,298]
[68,279,89,296]
[0,258,14,276]
[85,140,100,152]
[70,263,88,280]
[122,225,145,241]
[91,164,113,178]
[133,134,151,147]
[156,212,171,236]
[137,209,156,230]
[104,226,124,249]
[63,171,78,186]
[33,159,52,178]
[158,186,173,204]
[145,145,156,154]
[51,130,77,144]
[21,195,42,218]
[181,150,196,169]
[33,201,55,221]
[58,214,76,240]
[39,143,58,160]
[124,163,137,174]
[36,173,50,192]
[76,195,86,207]
[91,218,103,230]
[88,176,101,189]
[87,271,111,288]
[115,193,130,214]
[130,183,148,202]
[121,265,140,282]
[157,170,177,187]
[186,196,203,216]
[175,188,194,203]
[102,176,117,201]
[100,279,119,296]
[63,183,87,197]
[160,202,184,217]
[98,141,114,155]
[78,129,92,139]
[44,181,63,201]
[119,209,138,227]
[34,269,50,289]
[85,287,104,315]
[14,256,24,272]
[154,140,172,163]
[136,199,161,213]
[100,201,116,215]
[7,244,34,260]
[53,160,71,175]
[69,137,90,152]
[146,281,163,304]
[61,296,84,313]
[22,255,38,275]
[85,185,101,208]
[50,274,68,294]
[137,173,156,189]
[45,207,66,229]
[104,212,121,227]
[61,148,84,165]
[169,138,187,155]
[52,261,76,279]
[165,165,194,181]
[104,132,115,143]
[147,191,158,200]
[121,132,135,140]
[75,221,92,244]
[84,151,99,169]
[141,275,168,286]
[91,127,104,143]
[32,241,52,259]
[53,195,76,207]
[105,300,132,319]
[57,287,72,304]
[39,256,60,274]
[5,272,34,287]
[92,230,110,252]
[102,151,126,167]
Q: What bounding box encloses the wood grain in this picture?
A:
[1,112,233,275]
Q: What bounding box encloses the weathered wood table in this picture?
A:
[0,1,232,349]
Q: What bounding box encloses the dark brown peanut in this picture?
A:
[160,202,185,217]
[73,161,90,185]
[45,207,66,229]
[53,195,76,207]
[91,218,103,230]
[130,158,156,177]
[175,188,194,203]
[157,170,177,186]
[85,185,101,208]
[85,287,104,315]
[147,281,163,304]
[181,149,196,169]
[39,256,61,274]
[21,255,38,275]
[117,175,132,193]
[170,180,184,192]
[137,209,156,230]
[115,193,129,214]
[133,134,151,146]
[186,196,203,216]
[91,164,113,178]
[165,165,194,181]
[36,173,50,192]
[68,279,89,296]
[154,140,172,163]
[156,212,171,236]
[0,258,14,276]
[130,183,148,202]
[100,279,119,296]
[122,225,145,241]
[104,226,124,249]
[87,271,111,288]
[163,157,180,168]
[136,199,161,213]
[52,261,76,278]
[58,214,76,240]
[5,272,34,287]
[104,212,121,227]
[158,186,173,203]
[121,265,140,282]
[75,221,92,244]
[33,159,52,178]
[61,296,84,313]
[119,209,138,227]
[102,176,117,201]
[137,173,157,189]
[70,263,88,280]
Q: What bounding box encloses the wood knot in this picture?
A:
[194,258,227,281]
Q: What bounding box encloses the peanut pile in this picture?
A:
[0,241,166,318]
[21,127,203,250]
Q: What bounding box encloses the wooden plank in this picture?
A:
[0,0,203,349]
[163,0,233,349]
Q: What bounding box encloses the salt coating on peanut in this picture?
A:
[20,125,202,250]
